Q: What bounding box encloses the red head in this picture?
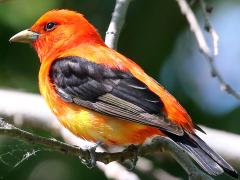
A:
[9,9,104,62]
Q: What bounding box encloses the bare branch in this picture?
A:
[176,0,240,99]
[176,0,211,56]
[199,0,219,56]
[105,0,133,49]
[0,117,212,179]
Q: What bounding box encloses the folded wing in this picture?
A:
[50,56,184,135]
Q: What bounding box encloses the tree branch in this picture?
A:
[176,0,240,100]
[0,117,212,179]
[105,0,133,49]
[199,0,219,56]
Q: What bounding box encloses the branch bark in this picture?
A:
[105,0,132,49]
[0,117,212,179]
[176,0,240,99]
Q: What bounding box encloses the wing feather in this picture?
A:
[50,56,184,135]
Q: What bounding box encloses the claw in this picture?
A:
[125,145,141,170]
[79,141,103,168]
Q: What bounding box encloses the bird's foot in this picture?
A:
[124,144,141,171]
[80,141,103,168]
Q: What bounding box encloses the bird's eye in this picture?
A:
[44,22,57,31]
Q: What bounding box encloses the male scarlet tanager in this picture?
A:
[10,9,238,178]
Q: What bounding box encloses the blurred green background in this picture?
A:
[0,0,240,179]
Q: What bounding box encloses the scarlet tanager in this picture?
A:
[9,9,238,178]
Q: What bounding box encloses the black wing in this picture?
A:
[50,56,183,135]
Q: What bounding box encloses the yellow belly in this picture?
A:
[54,102,160,145]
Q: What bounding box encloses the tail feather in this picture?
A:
[189,134,238,178]
[167,132,238,179]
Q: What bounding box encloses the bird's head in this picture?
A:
[9,9,104,62]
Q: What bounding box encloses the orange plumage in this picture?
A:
[28,10,193,144]
[9,9,238,178]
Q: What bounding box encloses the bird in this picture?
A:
[9,9,238,178]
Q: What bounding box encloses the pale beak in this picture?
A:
[9,29,39,43]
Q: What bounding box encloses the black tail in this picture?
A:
[167,132,238,179]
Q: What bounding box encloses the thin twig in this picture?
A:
[176,0,211,56]
[105,0,133,49]
[199,0,219,56]
[176,0,240,99]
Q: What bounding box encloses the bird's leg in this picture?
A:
[124,144,141,170]
[80,141,103,168]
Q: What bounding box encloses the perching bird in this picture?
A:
[10,9,238,178]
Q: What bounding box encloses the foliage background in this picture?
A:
[0,0,239,179]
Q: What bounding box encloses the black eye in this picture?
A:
[44,22,56,31]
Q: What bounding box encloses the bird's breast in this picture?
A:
[38,61,161,145]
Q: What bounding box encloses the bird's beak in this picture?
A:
[9,29,39,43]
